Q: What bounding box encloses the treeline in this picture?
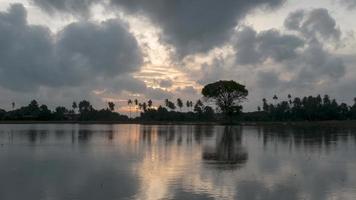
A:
[243,95,356,121]
[129,98,216,122]
[0,100,128,121]
[1,94,356,123]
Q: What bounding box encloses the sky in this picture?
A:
[0,0,356,114]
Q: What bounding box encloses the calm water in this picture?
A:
[0,124,356,200]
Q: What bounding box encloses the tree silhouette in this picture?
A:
[108,102,115,112]
[79,100,91,113]
[148,99,153,108]
[134,99,139,117]
[202,80,248,120]
[128,99,133,118]
[72,101,77,113]
[186,100,190,111]
[177,98,183,111]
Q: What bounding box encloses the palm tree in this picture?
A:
[165,99,169,108]
[148,99,153,108]
[108,102,115,112]
[11,102,15,110]
[288,94,292,105]
[128,99,133,118]
[134,99,139,117]
[72,101,77,113]
[142,102,147,112]
[177,98,183,111]
[273,95,278,105]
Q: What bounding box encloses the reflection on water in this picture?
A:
[0,124,356,200]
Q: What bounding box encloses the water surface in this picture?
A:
[0,124,355,200]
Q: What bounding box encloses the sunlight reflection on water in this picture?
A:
[0,124,356,200]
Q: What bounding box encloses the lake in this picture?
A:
[0,124,355,200]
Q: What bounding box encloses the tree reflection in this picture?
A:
[202,126,248,168]
[260,126,356,150]
[78,129,93,144]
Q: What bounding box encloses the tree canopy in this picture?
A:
[202,80,248,118]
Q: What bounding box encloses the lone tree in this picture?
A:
[202,80,248,120]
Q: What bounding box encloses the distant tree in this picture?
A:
[164,99,176,111]
[186,100,190,111]
[257,106,261,112]
[165,99,169,108]
[108,102,115,112]
[29,100,39,111]
[262,98,269,113]
[147,99,153,108]
[72,102,77,113]
[351,98,356,119]
[177,98,183,111]
[79,100,91,113]
[288,94,292,105]
[128,99,133,118]
[142,102,147,112]
[138,103,143,111]
[168,101,176,111]
[273,95,278,104]
[134,99,139,116]
[11,102,15,110]
[194,100,204,114]
[39,104,52,120]
[54,106,68,120]
[202,80,248,120]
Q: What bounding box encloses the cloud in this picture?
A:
[294,41,346,84]
[31,0,286,57]
[256,70,283,89]
[57,19,142,79]
[158,79,173,88]
[232,8,346,88]
[31,0,98,16]
[0,4,142,92]
[175,86,198,96]
[284,8,341,41]
[338,0,356,9]
[145,87,173,100]
[234,26,304,65]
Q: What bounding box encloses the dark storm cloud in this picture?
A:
[112,0,287,57]
[57,19,142,78]
[0,4,56,91]
[234,26,304,65]
[0,4,142,92]
[31,0,287,57]
[284,8,341,41]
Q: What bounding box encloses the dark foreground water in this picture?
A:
[0,124,356,200]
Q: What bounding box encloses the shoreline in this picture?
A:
[0,120,356,127]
